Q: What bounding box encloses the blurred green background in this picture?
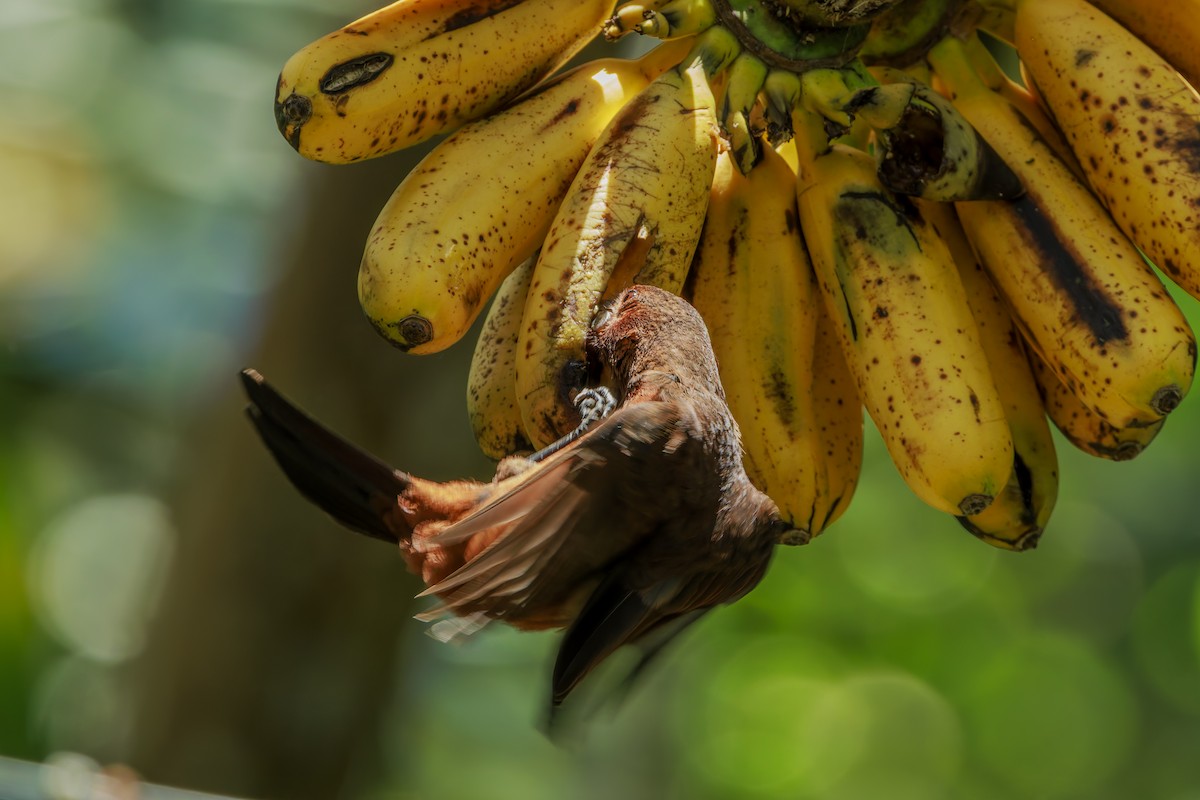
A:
[4,1,1200,798]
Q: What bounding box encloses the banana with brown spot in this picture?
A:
[959,32,1085,181]
[690,145,856,542]
[930,35,1196,430]
[922,198,1057,552]
[1083,0,1200,87]
[467,255,537,460]
[515,27,735,447]
[275,0,615,163]
[359,43,692,354]
[1016,0,1200,301]
[1027,345,1165,463]
[792,108,1012,517]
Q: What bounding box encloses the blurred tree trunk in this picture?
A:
[122,155,485,799]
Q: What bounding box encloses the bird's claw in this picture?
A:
[574,387,617,429]
[526,386,618,464]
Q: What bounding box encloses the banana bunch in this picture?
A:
[273,0,1200,549]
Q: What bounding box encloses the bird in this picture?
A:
[241,284,791,718]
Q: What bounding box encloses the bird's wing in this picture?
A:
[419,400,707,621]
[240,369,406,544]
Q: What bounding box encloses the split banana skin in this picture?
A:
[274,0,1200,549]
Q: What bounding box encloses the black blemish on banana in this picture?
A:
[1010,195,1129,346]
[320,53,394,94]
[442,0,527,33]
[1011,450,1036,525]
[874,93,1024,201]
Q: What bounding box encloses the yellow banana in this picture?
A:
[807,284,865,533]
[274,0,614,163]
[1083,0,1200,87]
[359,42,692,354]
[929,35,1196,429]
[467,255,537,459]
[778,139,865,533]
[516,28,733,446]
[921,199,1057,551]
[1028,347,1165,462]
[1015,0,1200,301]
[957,32,1084,181]
[792,108,1013,517]
[691,145,834,541]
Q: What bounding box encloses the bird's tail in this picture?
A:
[240,368,407,544]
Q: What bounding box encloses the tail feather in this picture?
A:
[240,369,406,544]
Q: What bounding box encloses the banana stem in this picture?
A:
[791,106,834,169]
[686,23,742,76]
[800,59,881,126]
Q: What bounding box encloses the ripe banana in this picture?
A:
[515,27,733,446]
[1028,347,1165,462]
[691,146,836,541]
[467,255,537,459]
[274,0,615,163]
[921,199,1057,551]
[929,35,1196,429]
[956,32,1084,181]
[1084,0,1200,87]
[358,42,692,354]
[792,108,1013,517]
[807,283,865,533]
[1015,0,1200,301]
